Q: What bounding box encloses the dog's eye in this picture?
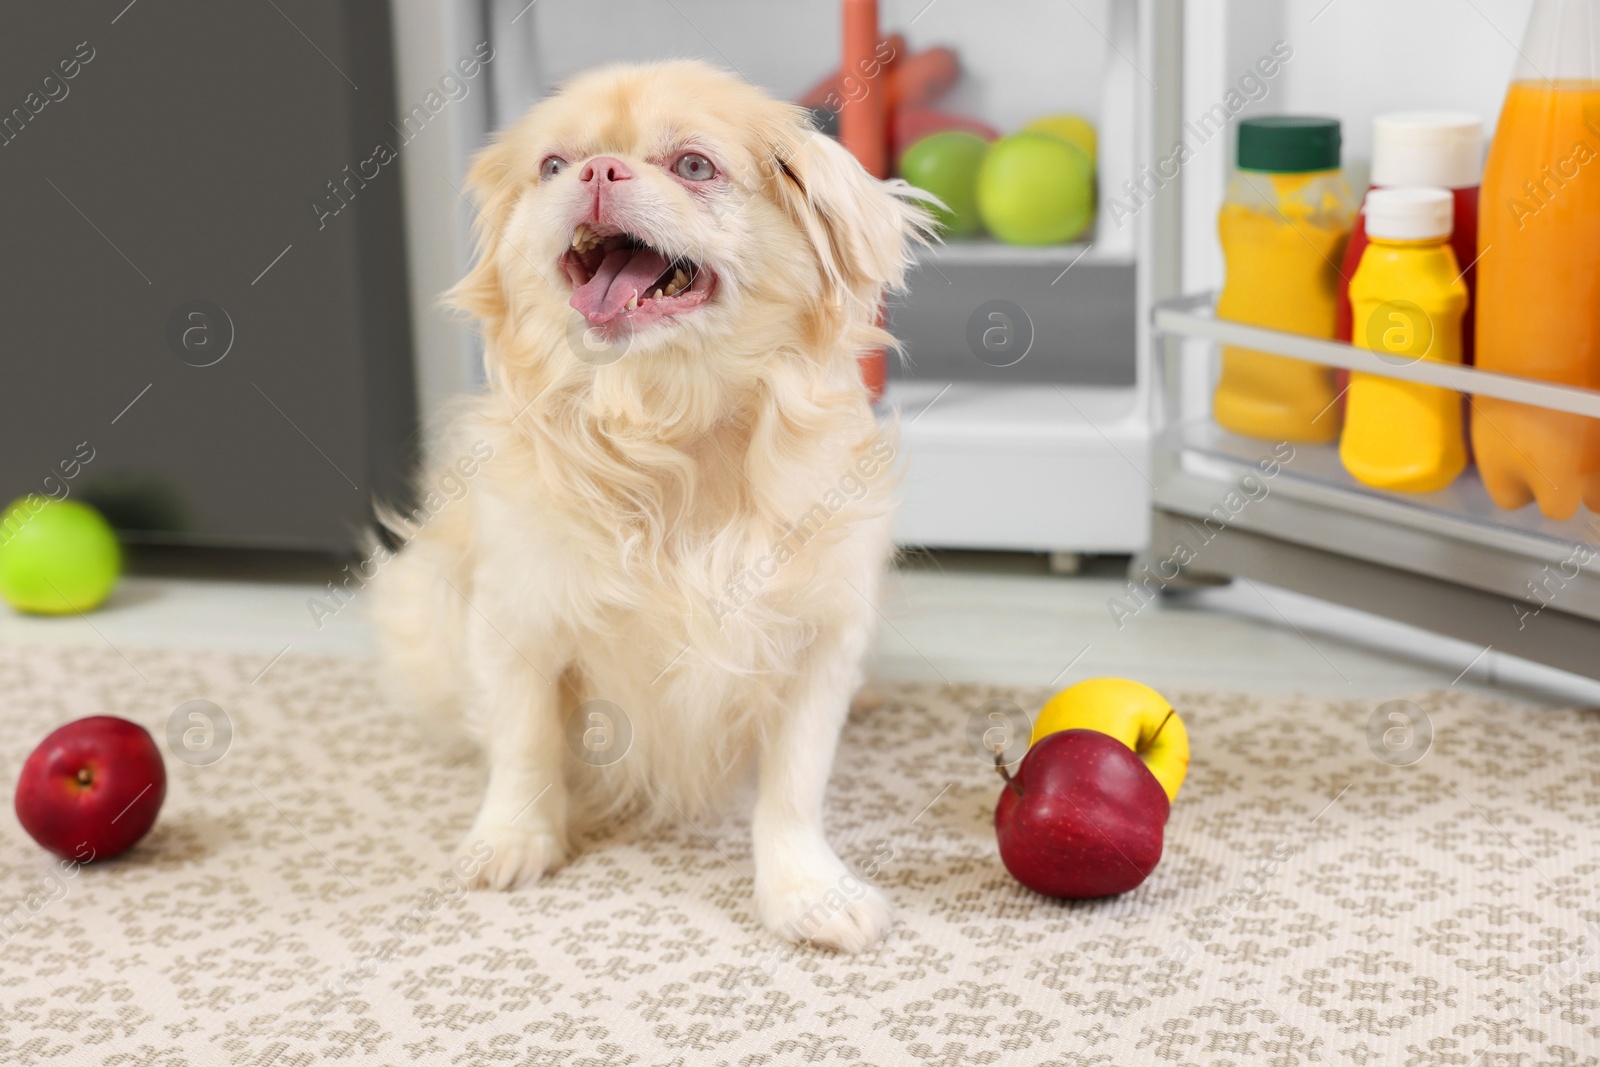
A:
[539,156,567,181]
[673,153,716,182]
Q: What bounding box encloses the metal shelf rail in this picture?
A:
[1148,294,1600,680]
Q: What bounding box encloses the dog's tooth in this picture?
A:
[654,288,664,300]
[626,290,638,311]
[572,223,591,250]
[663,280,681,297]
[673,268,689,288]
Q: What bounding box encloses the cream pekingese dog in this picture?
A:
[371,61,932,953]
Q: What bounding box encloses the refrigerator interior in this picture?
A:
[401,0,1157,555]
[1155,0,1600,680]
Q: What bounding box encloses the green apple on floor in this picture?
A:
[0,496,122,614]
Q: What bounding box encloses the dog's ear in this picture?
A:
[771,124,938,317]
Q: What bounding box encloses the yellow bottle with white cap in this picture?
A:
[1340,187,1468,493]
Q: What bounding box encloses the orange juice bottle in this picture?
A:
[1214,117,1356,443]
[1474,2,1600,519]
[1341,188,1468,493]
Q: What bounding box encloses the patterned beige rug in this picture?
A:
[0,643,1597,1066]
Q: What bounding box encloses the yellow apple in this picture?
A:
[1031,677,1188,802]
[1024,113,1098,163]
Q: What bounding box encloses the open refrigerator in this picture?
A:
[1148,0,1600,682]
[394,0,1157,557]
[392,0,1600,681]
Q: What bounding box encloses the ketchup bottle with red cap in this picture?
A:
[1334,113,1482,364]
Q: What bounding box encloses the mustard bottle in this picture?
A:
[1340,187,1468,493]
[1213,117,1356,443]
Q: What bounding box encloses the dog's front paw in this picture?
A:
[757,871,894,953]
[458,823,566,890]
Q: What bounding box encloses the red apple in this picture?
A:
[14,716,166,861]
[994,729,1168,898]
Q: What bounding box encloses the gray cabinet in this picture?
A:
[0,0,416,550]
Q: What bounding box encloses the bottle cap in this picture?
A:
[1371,111,1483,188]
[1237,116,1341,173]
[1363,187,1454,240]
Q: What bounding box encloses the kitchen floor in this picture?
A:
[6,547,1599,1066]
[4,547,1596,710]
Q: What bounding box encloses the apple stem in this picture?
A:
[1146,709,1175,748]
[993,746,1024,798]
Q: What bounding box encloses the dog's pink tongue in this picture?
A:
[570,246,671,323]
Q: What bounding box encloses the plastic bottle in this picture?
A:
[1213,117,1357,443]
[1334,113,1482,364]
[1340,188,1468,493]
[1474,1,1600,519]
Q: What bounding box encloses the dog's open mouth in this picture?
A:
[561,224,716,328]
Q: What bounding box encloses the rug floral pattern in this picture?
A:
[0,643,1597,1065]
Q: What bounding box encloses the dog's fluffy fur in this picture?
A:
[370,61,932,952]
